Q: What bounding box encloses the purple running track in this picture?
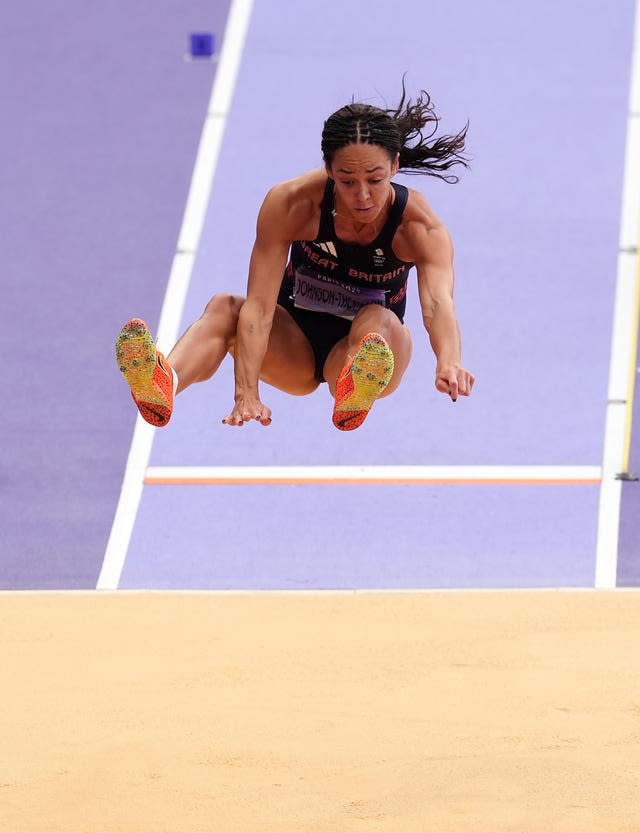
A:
[121,0,636,589]
[0,0,229,588]
[2,0,638,590]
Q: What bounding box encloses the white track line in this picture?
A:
[595,0,640,589]
[144,464,601,485]
[97,0,255,590]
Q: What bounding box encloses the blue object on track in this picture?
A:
[189,32,214,58]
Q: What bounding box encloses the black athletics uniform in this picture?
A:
[277,178,415,382]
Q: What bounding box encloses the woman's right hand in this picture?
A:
[222,395,272,427]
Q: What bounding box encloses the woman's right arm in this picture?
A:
[223,184,295,426]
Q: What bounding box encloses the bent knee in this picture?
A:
[353,304,402,330]
[202,292,244,321]
[350,306,410,352]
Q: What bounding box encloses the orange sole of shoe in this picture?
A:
[115,319,173,426]
[332,333,394,431]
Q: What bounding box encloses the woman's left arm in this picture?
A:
[412,221,475,401]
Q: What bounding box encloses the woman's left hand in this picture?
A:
[435,365,475,401]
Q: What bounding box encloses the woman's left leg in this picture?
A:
[322,305,413,430]
[322,305,413,397]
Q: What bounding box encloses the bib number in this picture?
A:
[293,267,385,320]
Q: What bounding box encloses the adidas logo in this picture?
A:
[312,241,338,258]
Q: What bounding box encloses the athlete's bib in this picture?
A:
[293,267,385,320]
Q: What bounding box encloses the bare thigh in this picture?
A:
[230,303,320,396]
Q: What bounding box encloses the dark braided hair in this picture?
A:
[321,80,469,184]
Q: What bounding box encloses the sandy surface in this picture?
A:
[1,590,639,832]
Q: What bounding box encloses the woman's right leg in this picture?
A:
[116,293,319,427]
[168,293,244,393]
[169,293,320,396]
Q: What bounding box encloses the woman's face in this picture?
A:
[327,143,399,225]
